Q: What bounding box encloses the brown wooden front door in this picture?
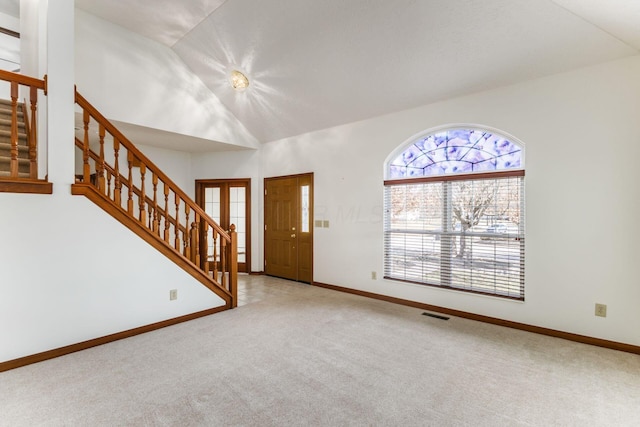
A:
[264,173,313,283]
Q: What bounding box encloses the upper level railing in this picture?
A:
[73,90,237,307]
[0,70,46,181]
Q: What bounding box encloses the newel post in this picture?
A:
[229,224,238,308]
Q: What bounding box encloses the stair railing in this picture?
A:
[0,70,46,180]
[74,89,237,307]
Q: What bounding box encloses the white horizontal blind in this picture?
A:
[384,174,524,300]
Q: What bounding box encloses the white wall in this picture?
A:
[45,0,73,186]
[137,143,193,198]
[19,0,38,77]
[0,193,225,362]
[0,11,20,72]
[74,9,259,150]
[0,5,18,92]
[254,56,640,347]
[0,12,19,31]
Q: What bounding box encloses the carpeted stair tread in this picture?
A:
[0,111,25,122]
[0,141,29,149]
[0,99,24,109]
[0,142,30,157]
[0,98,19,107]
[0,102,26,119]
[0,117,26,130]
[0,155,31,173]
[0,155,30,163]
[0,104,31,175]
[0,129,27,141]
[0,170,31,178]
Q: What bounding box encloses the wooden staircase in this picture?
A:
[73,90,238,308]
[0,69,235,305]
[0,99,29,178]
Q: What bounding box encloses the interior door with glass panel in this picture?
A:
[264,173,313,283]
[196,179,250,273]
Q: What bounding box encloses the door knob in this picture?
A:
[291,234,296,238]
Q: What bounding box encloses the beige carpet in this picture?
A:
[1,277,639,426]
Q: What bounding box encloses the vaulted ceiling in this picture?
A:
[15,1,640,143]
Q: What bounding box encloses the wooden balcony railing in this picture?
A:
[72,90,237,307]
[0,70,47,180]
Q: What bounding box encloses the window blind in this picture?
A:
[383,173,524,300]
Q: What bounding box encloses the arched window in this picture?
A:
[384,127,525,300]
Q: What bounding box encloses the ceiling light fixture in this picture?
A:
[230,70,249,91]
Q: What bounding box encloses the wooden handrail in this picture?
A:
[0,70,45,90]
[73,90,237,307]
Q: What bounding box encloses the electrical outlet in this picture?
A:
[323,220,330,228]
[371,271,377,280]
[170,289,178,301]
[595,303,606,317]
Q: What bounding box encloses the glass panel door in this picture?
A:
[197,179,251,273]
[204,187,221,268]
[229,186,246,264]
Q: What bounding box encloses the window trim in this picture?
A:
[384,169,524,186]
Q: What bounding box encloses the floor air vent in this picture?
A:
[422,312,450,321]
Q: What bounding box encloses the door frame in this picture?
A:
[264,172,314,283]
[195,178,251,273]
